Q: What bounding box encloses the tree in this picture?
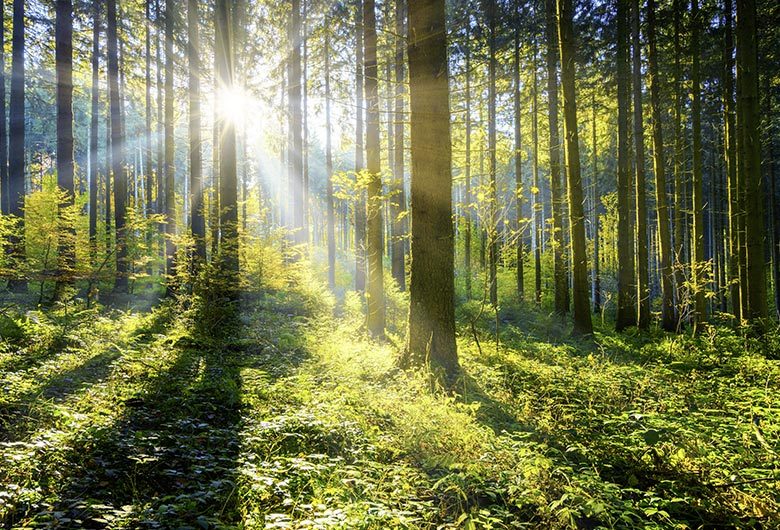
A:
[288,0,305,245]
[513,5,523,301]
[0,1,8,217]
[216,0,239,287]
[189,0,206,264]
[532,34,542,306]
[55,0,75,295]
[615,0,635,331]
[325,29,336,290]
[723,0,740,320]
[145,0,154,267]
[647,0,675,331]
[354,0,366,292]
[546,0,567,315]
[557,0,592,335]
[403,0,458,381]
[391,0,407,291]
[107,0,127,293]
[363,0,385,338]
[690,0,706,331]
[464,21,473,299]
[89,1,100,265]
[163,0,176,282]
[672,0,687,329]
[7,0,26,293]
[632,0,649,328]
[486,0,498,307]
[736,0,767,324]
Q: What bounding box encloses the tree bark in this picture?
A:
[557,0,593,335]
[691,0,707,331]
[647,0,675,331]
[163,0,176,285]
[7,0,26,292]
[672,0,687,329]
[487,0,498,307]
[325,30,336,290]
[189,0,206,264]
[513,6,523,301]
[632,0,649,328]
[615,0,635,331]
[355,0,366,293]
[0,1,8,217]
[89,1,100,265]
[363,0,385,338]
[404,0,458,382]
[108,0,127,293]
[391,0,407,291]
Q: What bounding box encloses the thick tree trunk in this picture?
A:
[615,0,635,331]
[404,0,458,382]
[189,0,206,264]
[8,0,26,292]
[363,0,385,338]
[216,0,239,287]
[557,0,593,335]
[736,0,768,324]
[632,0,649,328]
[690,0,707,331]
[55,0,75,293]
[108,0,127,293]
[648,0,675,331]
[546,0,567,315]
[391,0,407,292]
[672,0,687,329]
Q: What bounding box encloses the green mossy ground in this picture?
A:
[0,268,778,529]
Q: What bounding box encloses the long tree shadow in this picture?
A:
[10,305,311,529]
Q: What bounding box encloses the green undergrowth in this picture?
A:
[1,271,779,529]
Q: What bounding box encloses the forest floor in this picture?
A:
[0,270,779,529]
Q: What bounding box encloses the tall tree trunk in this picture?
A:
[591,95,601,313]
[216,0,238,288]
[108,0,127,293]
[288,0,304,245]
[89,1,100,265]
[546,0,567,315]
[464,23,473,299]
[487,0,498,307]
[144,0,153,271]
[0,1,8,217]
[722,0,741,320]
[557,0,593,335]
[632,0,649,328]
[391,0,407,291]
[55,0,75,294]
[648,0,675,331]
[156,0,165,266]
[513,7,523,301]
[355,0,366,292]
[403,0,458,382]
[736,0,767,324]
[672,0,687,329]
[363,0,385,338]
[163,0,176,284]
[325,29,336,290]
[189,0,206,264]
[690,0,706,331]
[615,0,635,331]
[532,36,542,305]
[7,0,26,292]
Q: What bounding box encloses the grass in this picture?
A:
[0,266,778,529]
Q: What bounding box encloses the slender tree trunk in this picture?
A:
[163,0,176,284]
[0,1,8,217]
[736,0,767,324]
[55,0,75,294]
[673,0,687,329]
[690,0,706,331]
[325,29,336,290]
[722,0,741,320]
[557,0,593,335]
[487,0,498,307]
[616,0,635,331]
[648,0,675,331]
[108,0,127,293]
[363,0,385,337]
[532,36,542,305]
[144,0,153,272]
[188,0,205,265]
[464,23,473,299]
[156,0,165,266]
[216,0,238,288]
[513,9,523,301]
[546,0,567,314]
[287,0,304,245]
[7,0,26,292]
[391,0,407,291]
[591,95,601,313]
[632,0,649,328]
[89,1,100,266]
[355,0,366,292]
[403,0,458,381]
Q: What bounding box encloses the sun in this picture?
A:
[215,86,255,128]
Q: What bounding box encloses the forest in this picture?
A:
[0,0,778,527]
